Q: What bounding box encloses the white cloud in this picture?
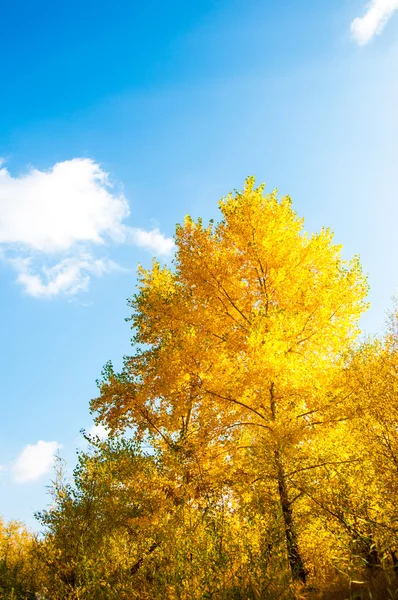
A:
[87,423,109,440]
[129,227,175,255]
[0,158,129,252]
[11,254,122,298]
[12,440,61,483]
[0,158,174,297]
[76,423,109,449]
[351,0,398,45]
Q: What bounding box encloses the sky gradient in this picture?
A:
[1,0,398,528]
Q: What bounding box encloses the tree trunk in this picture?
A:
[275,449,307,585]
[350,530,380,571]
[391,550,398,576]
[269,382,307,584]
[130,542,160,575]
[363,537,380,570]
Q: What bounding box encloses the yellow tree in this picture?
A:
[289,309,398,594]
[0,517,42,599]
[339,308,398,571]
[37,440,175,600]
[38,436,288,600]
[92,178,368,585]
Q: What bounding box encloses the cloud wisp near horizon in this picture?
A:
[1,422,109,487]
[351,0,398,45]
[0,158,174,298]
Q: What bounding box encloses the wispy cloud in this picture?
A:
[129,227,175,256]
[87,423,109,440]
[10,254,123,299]
[0,158,174,297]
[351,0,398,45]
[12,440,61,483]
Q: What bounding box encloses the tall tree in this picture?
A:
[340,308,398,570]
[92,178,368,584]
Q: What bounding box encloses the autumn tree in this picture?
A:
[0,517,42,600]
[36,439,173,600]
[339,307,398,572]
[92,178,369,587]
[37,434,290,599]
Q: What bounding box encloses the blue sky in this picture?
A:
[1,0,398,529]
